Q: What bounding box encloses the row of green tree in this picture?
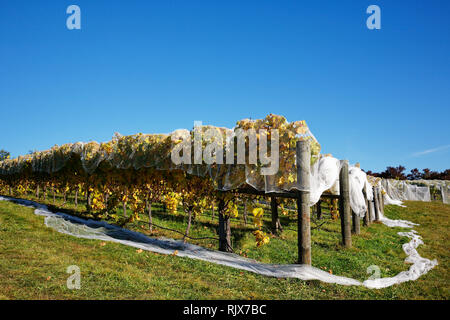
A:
[365,166,450,180]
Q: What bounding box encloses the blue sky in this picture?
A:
[1,0,449,173]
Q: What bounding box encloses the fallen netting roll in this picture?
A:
[361,207,438,288]
[363,230,437,289]
[0,196,437,289]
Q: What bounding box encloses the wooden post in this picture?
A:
[147,200,153,233]
[243,200,247,224]
[352,210,360,234]
[271,197,281,234]
[368,187,375,223]
[296,140,311,265]
[373,187,380,221]
[86,185,92,214]
[380,188,385,215]
[339,160,352,248]
[377,187,383,219]
[363,185,370,226]
[316,200,322,220]
[218,198,232,252]
[104,192,109,215]
[217,178,232,252]
[184,208,192,240]
[368,200,374,223]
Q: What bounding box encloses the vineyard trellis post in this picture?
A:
[86,184,92,214]
[377,187,383,220]
[352,209,360,234]
[271,197,281,235]
[218,197,232,252]
[363,184,371,226]
[368,197,374,223]
[243,200,247,224]
[217,177,232,252]
[339,160,352,248]
[296,140,311,265]
[373,186,380,221]
[316,200,322,220]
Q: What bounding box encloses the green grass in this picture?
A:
[0,196,448,299]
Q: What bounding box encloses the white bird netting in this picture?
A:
[381,178,450,207]
[309,156,341,206]
[442,185,450,204]
[348,166,370,217]
[382,179,431,203]
[0,115,322,194]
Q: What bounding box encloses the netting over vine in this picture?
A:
[0,114,321,193]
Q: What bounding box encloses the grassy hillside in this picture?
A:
[0,198,448,299]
